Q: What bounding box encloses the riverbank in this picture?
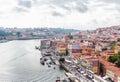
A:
[0,39,14,43]
[0,38,41,44]
[0,40,8,43]
[39,39,101,82]
[39,46,81,82]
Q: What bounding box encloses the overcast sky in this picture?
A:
[0,0,120,30]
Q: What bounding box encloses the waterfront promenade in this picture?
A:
[40,46,94,82]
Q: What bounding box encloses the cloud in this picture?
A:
[100,0,120,4]
[115,5,120,13]
[18,0,32,8]
[33,0,89,14]
[0,0,120,30]
[52,11,63,17]
[13,7,29,13]
[75,3,88,13]
[12,0,32,13]
[51,0,89,13]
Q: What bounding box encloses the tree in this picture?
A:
[110,45,115,50]
[108,55,117,63]
[59,58,65,63]
[16,32,21,37]
[30,33,34,36]
[0,30,7,36]
[116,59,120,67]
[109,41,116,50]
[109,52,120,68]
[117,38,120,42]
[109,56,112,62]
[118,52,120,55]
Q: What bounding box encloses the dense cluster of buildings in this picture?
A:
[41,26,120,82]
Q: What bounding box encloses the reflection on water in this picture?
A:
[0,40,65,82]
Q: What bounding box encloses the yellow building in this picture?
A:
[93,66,99,73]
[58,47,66,54]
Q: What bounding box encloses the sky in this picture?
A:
[0,0,120,30]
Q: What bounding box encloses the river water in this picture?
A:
[0,40,65,82]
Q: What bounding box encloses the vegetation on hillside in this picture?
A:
[50,28,79,34]
[109,41,116,50]
[108,38,120,67]
[109,38,120,50]
[117,38,120,42]
[109,52,120,67]
[0,30,12,36]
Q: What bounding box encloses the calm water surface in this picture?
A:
[0,40,65,82]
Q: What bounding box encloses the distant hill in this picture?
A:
[0,30,12,36]
[48,28,80,34]
[0,27,80,39]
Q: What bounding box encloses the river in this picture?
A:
[0,40,65,82]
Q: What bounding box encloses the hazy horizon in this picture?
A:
[0,0,120,30]
[1,25,120,31]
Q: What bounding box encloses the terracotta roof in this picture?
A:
[73,53,81,56]
[115,70,120,76]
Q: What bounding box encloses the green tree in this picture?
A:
[116,59,120,67]
[16,32,21,37]
[109,55,117,63]
[117,38,120,42]
[109,41,116,50]
[30,33,33,36]
[109,52,120,68]
[118,52,120,55]
[110,45,115,50]
[0,30,7,36]
[59,58,65,63]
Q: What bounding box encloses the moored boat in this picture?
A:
[35,46,39,49]
[56,77,61,82]
[40,58,45,65]
[46,62,51,67]
[40,60,45,65]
